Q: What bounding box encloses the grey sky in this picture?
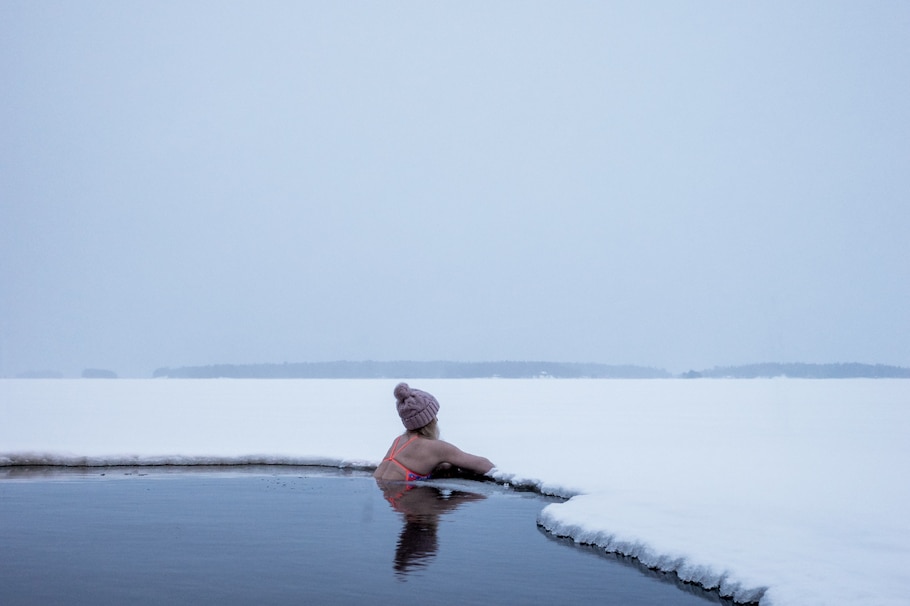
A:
[2,2,908,377]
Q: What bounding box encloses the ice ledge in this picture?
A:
[0,452,376,470]
[537,501,767,605]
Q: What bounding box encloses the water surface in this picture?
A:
[0,467,733,605]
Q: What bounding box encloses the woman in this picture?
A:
[373,382,494,481]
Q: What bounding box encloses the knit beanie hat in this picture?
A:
[395,382,440,430]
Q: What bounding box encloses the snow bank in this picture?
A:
[2,378,908,605]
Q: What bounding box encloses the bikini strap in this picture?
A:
[387,434,419,460]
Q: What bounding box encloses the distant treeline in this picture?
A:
[12,361,910,379]
[152,361,671,379]
[82,368,118,379]
[682,363,910,379]
[151,360,910,379]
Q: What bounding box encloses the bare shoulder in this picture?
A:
[428,439,494,475]
[426,438,465,456]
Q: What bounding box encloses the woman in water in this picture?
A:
[373,382,494,481]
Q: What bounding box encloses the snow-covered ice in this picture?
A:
[2,378,908,605]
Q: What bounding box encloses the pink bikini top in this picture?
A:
[384,435,432,482]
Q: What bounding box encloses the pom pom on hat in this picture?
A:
[394,382,411,402]
[394,382,440,430]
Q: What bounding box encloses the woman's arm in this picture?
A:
[431,440,494,475]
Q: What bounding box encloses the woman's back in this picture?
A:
[374,434,437,481]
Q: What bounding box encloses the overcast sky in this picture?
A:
[2,2,909,377]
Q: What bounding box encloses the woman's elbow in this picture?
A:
[477,457,494,474]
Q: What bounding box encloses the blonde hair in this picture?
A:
[410,418,439,440]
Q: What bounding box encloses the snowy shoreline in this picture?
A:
[0,454,376,470]
[2,378,908,606]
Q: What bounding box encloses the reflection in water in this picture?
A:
[376,480,486,580]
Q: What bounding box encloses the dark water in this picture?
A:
[0,467,732,605]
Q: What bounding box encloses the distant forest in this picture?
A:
[152,361,671,379]
[682,363,910,379]
[150,361,910,379]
